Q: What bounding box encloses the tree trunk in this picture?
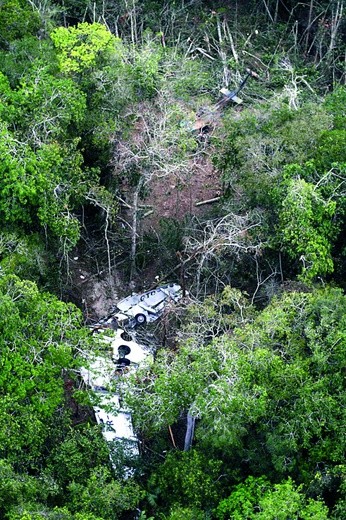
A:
[130,177,144,281]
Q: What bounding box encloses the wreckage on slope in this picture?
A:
[80,284,183,474]
[110,283,183,326]
[190,68,261,132]
[80,327,153,466]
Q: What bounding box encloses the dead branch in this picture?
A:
[142,209,154,218]
[195,196,220,207]
[182,212,264,296]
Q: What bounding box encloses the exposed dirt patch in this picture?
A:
[116,148,223,237]
[141,153,222,230]
[63,252,124,321]
[112,96,224,233]
[66,104,227,317]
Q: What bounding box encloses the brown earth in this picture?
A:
[141,153,222,231]
[68,105,227,318]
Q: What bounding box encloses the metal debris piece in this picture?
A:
[114,283,183,327]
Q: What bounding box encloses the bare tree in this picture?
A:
[112,92,200,279]
[182,211,265,297]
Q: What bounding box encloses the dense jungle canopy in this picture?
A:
[0,0,345,518]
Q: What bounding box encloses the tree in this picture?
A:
[279,178,336,281]
[50,22,121,75]
[147,450,223,514]
[182,211,265,296]
[0,273,89,469]
[214,100,332,210]
[67,466,143,519]
[127,286,346,494]
[7,507,103,520]
[0,274,144,519]
[7,70,87,146]
[216,476,328,520]
[0,460,40,518]
[46,427,111,489]
[0,0,41,48]
[0,124,94,249]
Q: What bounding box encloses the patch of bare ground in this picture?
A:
[64,256,122,321]
[61,224,132,321]
[112,96,224,231]
[141,153,222,230]
[67,102,228,314]
[125,150,223,290]
[115,147,223,238]
[69,151,223,316]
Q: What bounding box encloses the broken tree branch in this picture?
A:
[195,196,220,207]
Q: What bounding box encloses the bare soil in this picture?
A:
[64,257,122,321]
[67,109,225,319]
[142,153,222,230]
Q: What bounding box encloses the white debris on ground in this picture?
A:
[79,328,151,466]
[80,356,115,390]
[79,284,184,475]
[112,283,183,327]
[94,394,139,459]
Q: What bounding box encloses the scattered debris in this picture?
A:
[220,87,243,104]
[216,68,260,107]
[80,356,115,391]
[191,68,261,132]
[111,283,183,327]
[80,283,183,476]
[79,328,150,474]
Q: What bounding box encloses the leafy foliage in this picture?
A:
[50,23,121,75]
[0,2,346,519]
[0,123,94,247]
[0,0,41,48]
[68,466,143,519]
[128,286,346,512]
[279,178,336,281]
[216,476,328,519]
[148,450,223,513]
[0,274,87,467]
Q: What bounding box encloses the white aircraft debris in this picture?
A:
[80,283,183,476]
[113,283,183,326]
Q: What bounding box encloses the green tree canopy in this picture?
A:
[128,286,346,481]
[50,23,122,75]
[0,273,89,468]
[216,476,328,520]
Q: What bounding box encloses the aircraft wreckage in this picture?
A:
[80,284,183,474]
[186,68,260,132]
